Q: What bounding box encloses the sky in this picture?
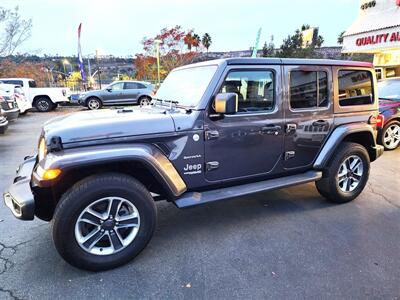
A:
[2,0,359,57]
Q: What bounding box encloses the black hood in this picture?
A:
[43,108,176,145]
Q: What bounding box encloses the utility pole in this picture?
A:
[154,39,162,87]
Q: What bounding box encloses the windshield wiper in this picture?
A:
[152,98,192,113]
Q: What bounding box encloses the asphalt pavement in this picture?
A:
[0,107,399,299]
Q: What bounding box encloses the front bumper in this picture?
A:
[0,117,8,134]
[3,156,36,220]
[2,108,20,121]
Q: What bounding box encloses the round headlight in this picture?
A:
[38,138,47,161]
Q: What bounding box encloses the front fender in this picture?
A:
[34,143,187,197]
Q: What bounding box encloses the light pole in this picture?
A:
[154,39,162,87]
[62,59,68,76]
[95,49,102,89]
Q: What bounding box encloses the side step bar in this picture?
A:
[174,170,322,208]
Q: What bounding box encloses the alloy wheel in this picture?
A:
[74,197,140,255]
[88,99,100,110]
[337,155,364,193]
[140,97,150,107]
[37,100,50,111]
[383,124,400,150]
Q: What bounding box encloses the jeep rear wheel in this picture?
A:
[315,142,370,204]
[52,173,156,271]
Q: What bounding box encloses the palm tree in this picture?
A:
[184,32,194,51]
[202,33,212,52]
[192,34,201,51]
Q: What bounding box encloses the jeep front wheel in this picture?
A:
[52,173,156,271]
[315,142,370,204]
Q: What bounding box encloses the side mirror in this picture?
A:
[106,87,112,92]
[214,93,238,114]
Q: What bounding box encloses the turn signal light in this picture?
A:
[42,169,61,180]
[37,166,61,180]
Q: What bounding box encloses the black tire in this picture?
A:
[52,173,157,271]
[381,120,400,151]
[86,97,102,110]
[138,96,151,107]
[34,97,54,112]
[315,142,370,204]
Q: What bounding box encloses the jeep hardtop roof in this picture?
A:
[176,57,373,70]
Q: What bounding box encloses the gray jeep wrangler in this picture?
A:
[4,58,384,271]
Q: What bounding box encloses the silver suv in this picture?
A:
[79,80,154,110]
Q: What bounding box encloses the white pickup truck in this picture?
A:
[0,78,70,112]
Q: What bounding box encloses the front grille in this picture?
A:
[0,101,9,110]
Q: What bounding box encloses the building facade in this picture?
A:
[342,0,400,79]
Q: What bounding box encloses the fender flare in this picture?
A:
[313,123,379,169]
[36,143,187,197]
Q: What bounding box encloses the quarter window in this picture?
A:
[124,82,139,90]
[220,70,275,113]
[338,70,374,106]
[290,71,328,109]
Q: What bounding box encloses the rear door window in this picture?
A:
[289,71,329,109]
[338,70,374,106]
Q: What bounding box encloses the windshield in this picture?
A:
[155,65,217,107]
[378,80,400,101]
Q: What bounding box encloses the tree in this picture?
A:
[184,32,194,51]
[192,33,201,51]
[0,6,32,56]
[136,26,199,81]
[277,25,324,58]
[316,35,324,48]
[337,31,345,45]
[262,35,275,57]
[202,33,212,52]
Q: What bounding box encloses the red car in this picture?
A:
[378,78,400,150]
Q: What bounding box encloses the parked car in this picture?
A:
[4,58,384,271]
[377,78,400,150]
[78,80,154,110]
[0,83,32,114]
[0,88,19,121]
[0,109,8,134]
[0,78,70,112]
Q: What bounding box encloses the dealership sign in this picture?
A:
[356,32,400,46]
[342,27,400,53]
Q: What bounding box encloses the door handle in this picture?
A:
[312,120,328,127]
[261,125,281,135]
[205,130,219,140]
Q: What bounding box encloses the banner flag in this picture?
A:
[77,23,86,82]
